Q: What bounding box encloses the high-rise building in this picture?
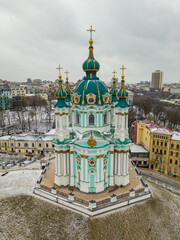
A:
[151,70,163,90]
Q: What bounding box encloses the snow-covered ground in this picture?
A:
[0,170,42,200]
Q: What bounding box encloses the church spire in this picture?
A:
[110,70,118,102]
[117,65,128,99]
[64,70,72,96]
[54,65,69,108]
[82,25,100,77]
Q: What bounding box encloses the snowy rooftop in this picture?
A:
[0,135,11,141]
[171,132,180,141]
[150,127,172,135]
[130,144,149,153]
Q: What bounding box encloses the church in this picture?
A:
[53,26,131,193]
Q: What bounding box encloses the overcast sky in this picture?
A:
[0,0,180,84]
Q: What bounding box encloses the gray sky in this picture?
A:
[0,0,180,84]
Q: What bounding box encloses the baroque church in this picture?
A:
[53,26,131,193]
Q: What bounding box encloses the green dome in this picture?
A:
[54,75,69,108]
[110,75,118,102]
[117,87,128,98]
[73,78,109,106]
[82,40,100,73]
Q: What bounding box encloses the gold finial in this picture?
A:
[56,64,63,76]
[87,25,95,40]
[112,70,117,77]
[64,70,69,79]
[120,65,126,75]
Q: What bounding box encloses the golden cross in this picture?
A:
[120,65,126,75]
[64,70,70,78]
[56,64,63,75]
[87,25,95,40]
[112,70,117,78]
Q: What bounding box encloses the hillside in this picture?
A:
[0,182,179,240]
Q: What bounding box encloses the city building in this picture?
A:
[10,86,26,97]
[0,84,12,110]
[53,27,131,193]
[130,144,149,167]
[151,70,163,90]
[0,129,55,156]
[134,120,180,178]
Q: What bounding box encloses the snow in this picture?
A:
[171,132,180,141]
[0,170,42,200]
[151,127,172,135]
[130,143,149,153]
[46,129,55,135]
[0,135,11,140]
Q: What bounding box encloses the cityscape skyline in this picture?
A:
[0,0,180,84]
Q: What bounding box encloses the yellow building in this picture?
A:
[135,120,180,179]
[0,130,55,156]
[10,86,26,97]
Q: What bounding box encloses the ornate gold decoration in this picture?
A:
[88,158,96,167]
[86,93,96,105]
[76,155,81,164]
[103,93,110,104]
[82,82,87,105]
[96,82,101,105]
[87,135,97,147]
[73,93,80,104]
[104,155,108,164]
[56,64,63,75]
[87,25,95,40]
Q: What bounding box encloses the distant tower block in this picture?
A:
[151,70,163,90]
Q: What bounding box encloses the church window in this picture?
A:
[89,114,94,125]
[104,171,106,183]
[174,167,177,172]
[157,141,159,145]
[175,160,178,165]
[164,150,166,154]
[46,143,48,148]
[89,97,95,103]
[171,144,174,148]
[88,158,96,167]
[176,152,178,157]
[76,112,80,124]
[32,143,34,147]
[39,143,41,147]
[165,142,167,147]
[177,144,179,149]
[104,112,107,124]
[78,171,80,184]
[152,148,154,152]
[170,159,172,164]
[161,142,163,146]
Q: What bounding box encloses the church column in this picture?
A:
[117,153,120,175]
[96,156,99,182]
[72,111,74,127]
[55,152,58,174]
[101,156,103,181]
[85,156,88,181]
[81,156,83,182]
[110,151,114,186]
[58,153,61,175]
[84,111,87,127]
[63,153,66,175]
[83,112,85,127]
[70,151,74,186]
[120,153,123,175]
[115,113,117,130]
[81,112,83,126]
[97,112,99,127]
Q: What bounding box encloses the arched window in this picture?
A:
[104,112,107,124]
[89,114,94,125]
[76,112,80,124]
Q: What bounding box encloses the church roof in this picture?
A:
[73,28,109,106]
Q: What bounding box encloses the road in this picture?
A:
[139,168,180,193]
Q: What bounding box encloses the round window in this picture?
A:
[105,97,109,103]
[90,160,95,165]
[89,97,95,103]
[74,97,79,103]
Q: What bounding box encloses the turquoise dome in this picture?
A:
[54,75,69,108]
[82,40,100,73]
[74,78,108,106]
[117,87,128,98]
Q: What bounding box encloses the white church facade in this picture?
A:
[53,26,131,193]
